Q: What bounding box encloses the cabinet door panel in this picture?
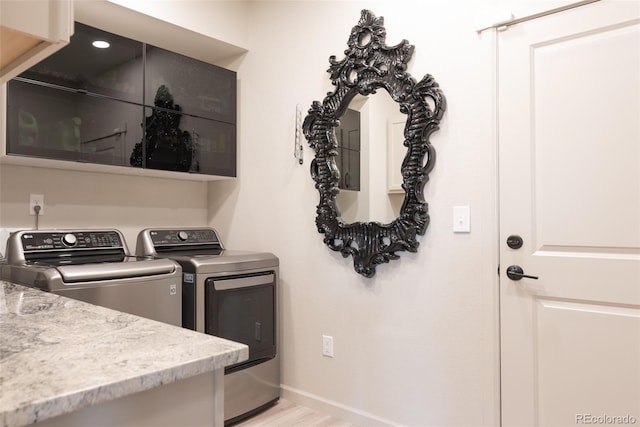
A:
[5,22,237,178]
[20,23,144,104]
[145,46,236,123]
[184,115,236,177]
[135,107,236,177]
[7,80,143,167]
[335,108,361,191]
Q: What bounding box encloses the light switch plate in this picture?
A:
[453,206,471,233]
[322,335,334,357]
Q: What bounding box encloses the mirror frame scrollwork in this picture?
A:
[303,9,446,278]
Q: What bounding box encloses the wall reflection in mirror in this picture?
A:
[335,91,404,225]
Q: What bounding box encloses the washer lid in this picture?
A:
[56,258,178,283]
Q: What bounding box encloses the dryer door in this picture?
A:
[205,271,277,367]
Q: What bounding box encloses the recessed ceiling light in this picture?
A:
[92,40,110,49]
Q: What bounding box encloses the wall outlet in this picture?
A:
[322,335,334,358]
[29,194,44,216]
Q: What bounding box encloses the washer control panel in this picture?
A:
[20,230,123,251]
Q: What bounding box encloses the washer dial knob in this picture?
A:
[62,233,77,247]
[177,231,189,242]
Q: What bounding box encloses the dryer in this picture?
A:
[136,227,279,425]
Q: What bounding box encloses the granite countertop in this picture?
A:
[0,281,249,427]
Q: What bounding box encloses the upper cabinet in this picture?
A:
[335,108,361,192]
[145,46,236,125]
[0,0,73,84]
[4,22,237,178]
[21,23,144,104]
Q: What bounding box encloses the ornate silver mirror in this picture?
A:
[303,10,446,277]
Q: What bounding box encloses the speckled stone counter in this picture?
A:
[0,281,248,427]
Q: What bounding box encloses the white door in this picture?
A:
[498,1,640,426]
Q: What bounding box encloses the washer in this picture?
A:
[136,227,280,425]
[1,228,182,326]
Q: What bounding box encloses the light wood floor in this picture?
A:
[233,399,357,427]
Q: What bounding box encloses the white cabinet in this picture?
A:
[387,115,406,194]
[0,0,73,84]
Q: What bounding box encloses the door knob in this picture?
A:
[506,265,539,281]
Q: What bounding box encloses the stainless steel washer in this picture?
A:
[136,227,279,425]
[1,229,182,326]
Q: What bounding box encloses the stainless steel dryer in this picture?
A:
[1,229,182,326]
[136,227,279,425]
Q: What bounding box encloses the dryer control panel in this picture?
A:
[146,228,222,247]
[149,228,220,246]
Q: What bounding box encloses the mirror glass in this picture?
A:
[335,90,404,224]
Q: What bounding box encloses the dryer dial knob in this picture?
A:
[177,231,189,242]
[62,233,77,247]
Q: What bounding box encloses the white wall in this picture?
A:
[0,164,208,253]
[210,1,501,425]
[106,0,250,50]
[0,1,516,425]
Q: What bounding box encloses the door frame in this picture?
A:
[483,1,610,425]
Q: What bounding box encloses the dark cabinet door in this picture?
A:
[6,23,237,177]
[183,115,236,177]
[131,107,236,176]
[7,79,143,167]
[20,23,144,104]
[343,132,361,190]
[145,46,236,124]
[335,108,360,191]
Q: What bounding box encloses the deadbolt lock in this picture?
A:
[506,235,524,249]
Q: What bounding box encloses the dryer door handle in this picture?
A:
[212,273,275,290]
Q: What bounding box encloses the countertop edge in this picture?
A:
[3,354,244,427]
[0,281,249,427]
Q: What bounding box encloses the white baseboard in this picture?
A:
[280,385,399,427]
